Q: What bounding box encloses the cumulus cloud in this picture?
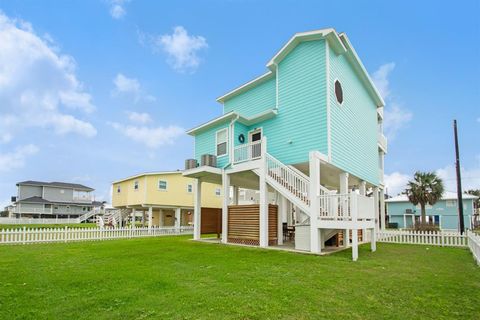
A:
[0,12,96,141]
[372,62,412,140]
[0,144,39,172]
[112,73,155,102]
[147,26,208,73]
[436,159,480,192]
[384,171,411,196]
[109,122,184,149]
[108,0,130,19]
[126,111,152,124]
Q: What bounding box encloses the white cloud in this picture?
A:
[372,62,395,100]
[383,103,413,140]
[126,111,152,124]
[0,144,39,172]
[109,122,184,149]
[152,26,208,72]
[385,171,411,196]
[112,73,155,102]
[372,63,412,140]
[108,0,130,19]
[436,159,480,192]
[0,12,96,141]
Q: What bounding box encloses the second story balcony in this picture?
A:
[378,132,387,153]
[233,140,263,164]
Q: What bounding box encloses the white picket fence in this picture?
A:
[467,231,480,265]
[0,226,193,245]
[377,229,468,247]
[0,217,81,224]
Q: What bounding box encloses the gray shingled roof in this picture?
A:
[17,196,51,204]
[16,180,94,191]
[17,196,101,206]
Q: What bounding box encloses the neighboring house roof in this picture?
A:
[16,180,94,191]
[217,28,385,107]
[186,109,278,136]
[385,191,478,203]
[112,170,183,184]
[17,196,97,206]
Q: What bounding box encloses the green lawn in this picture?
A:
[0,223,97,230]
[0,237,478,319]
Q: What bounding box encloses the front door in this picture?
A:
[249,129,262,158]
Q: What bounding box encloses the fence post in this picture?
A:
[64,226,68,243]
[22,226,26,245]
[440,230,444,247]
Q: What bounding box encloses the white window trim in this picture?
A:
[116,185,121,193]
[248,127,263,143]
[158,180,168,191]
[333,78,344,106]
[215,128,229,157]
[215,188,221,196]
[186,184,193,193]
[134,180,139,191]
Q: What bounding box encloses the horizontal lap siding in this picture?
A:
[194,122,230,168]
[223,77,276,118]
[234,122,250,147]
[266,40,328,165]
[329,45,378,185]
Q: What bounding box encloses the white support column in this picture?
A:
[373,187,380,231]
[359,181,366,196]
[232,186,239,205]
[131,208,135,228]
[351,228,358,261]
[370,227,377,252]
[193,179,202,240]
[309,151,321,254]
[380,188,386,230]
[259,139,269,248]
[175,207,181,229]
[276,192,284,245]
[340,172,349,242]
[148,207,153,229]
[221,172,230,244]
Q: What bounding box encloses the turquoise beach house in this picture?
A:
[386,192,478,231]
[183,28,387,260]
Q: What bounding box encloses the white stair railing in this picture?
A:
[265,153,310,206]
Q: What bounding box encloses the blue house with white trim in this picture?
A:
[386,192,478,231]
[183,28,387,260]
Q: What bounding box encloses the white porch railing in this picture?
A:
[233,140,262,164]
[318,193,375,221]
[0,226,194,245]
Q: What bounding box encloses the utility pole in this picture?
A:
[453,120,465,234]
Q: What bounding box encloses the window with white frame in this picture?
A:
[446,200,457,207]
[215,188,221,196]
[134,180,139,190]
[216,128,228,157]
[158,180,167,190]
[187,184,193,193]
[116,185,121,193]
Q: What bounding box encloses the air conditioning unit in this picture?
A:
[185,159,198,170]
[201,154,217,167]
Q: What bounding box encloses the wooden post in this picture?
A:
[193,179,202,240]
[148,207,153,232]
[309,151,321,253]
[221,172,230,244]
[259,137,269,248]
[370,228,376,252]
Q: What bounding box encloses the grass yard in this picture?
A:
[0,237,478,320]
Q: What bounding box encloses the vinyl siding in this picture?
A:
[223,76,276,118]
[194,122,230,168]
[43,186,74,202]
[329,45,379,185]
[18,185,42,200]
[262,39,328,164]
[387,199,475,230]
[234,122,250,147]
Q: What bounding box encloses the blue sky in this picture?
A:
[0,0,479,206]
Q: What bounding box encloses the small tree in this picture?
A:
[465,189,480,209]
[405,171,444,225]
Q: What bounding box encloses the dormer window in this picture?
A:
[334,80,343,105]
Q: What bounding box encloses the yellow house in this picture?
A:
[111,171,222,227]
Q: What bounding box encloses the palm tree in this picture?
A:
[405,172,444,225]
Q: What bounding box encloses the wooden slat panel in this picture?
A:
[201,207,222,235]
